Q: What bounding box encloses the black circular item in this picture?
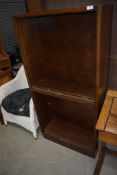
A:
[2,88,31,117]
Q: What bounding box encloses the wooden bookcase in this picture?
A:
[0,34,11,85]
[14,5,113,157]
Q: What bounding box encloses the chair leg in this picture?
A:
[31,119,38,139]
[4,120,8,126]
[93,141,106,175]
[33,131,37,139]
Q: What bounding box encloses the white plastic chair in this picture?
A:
[0,65,39,138]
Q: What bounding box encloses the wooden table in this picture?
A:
[0,60,11,124]
[0,34,11,124]
[94,90,117,175]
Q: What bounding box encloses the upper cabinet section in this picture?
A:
[14,5,113,100]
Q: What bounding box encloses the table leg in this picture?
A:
[93,141,106,175]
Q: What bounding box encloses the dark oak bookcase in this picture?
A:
[14,5,113,157]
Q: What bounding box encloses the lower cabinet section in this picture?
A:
[32,92,97,157]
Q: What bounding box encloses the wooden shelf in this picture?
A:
[0,68,11,77]
[44,118,96,157]
[32,79,95,103]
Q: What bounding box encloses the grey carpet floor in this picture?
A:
[0,124,117,175]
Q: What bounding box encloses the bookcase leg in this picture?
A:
[93,142,106,175]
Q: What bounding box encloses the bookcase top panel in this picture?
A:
[14,6,98,19]
[14,4,113,20]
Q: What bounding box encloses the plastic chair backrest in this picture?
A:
[16,65,29,88]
